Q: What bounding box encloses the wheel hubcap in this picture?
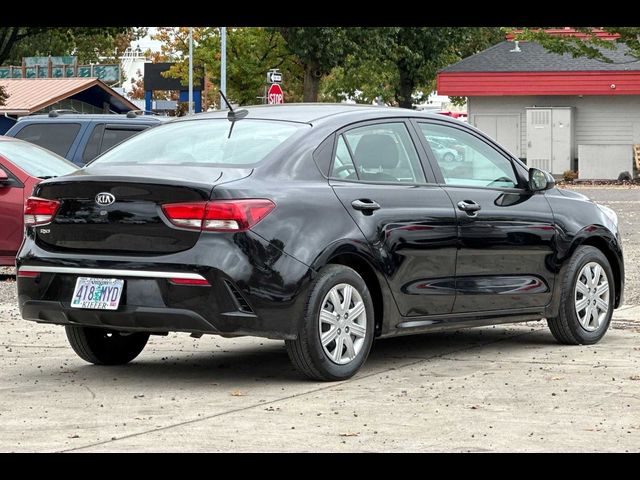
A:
[575,261,610,332]
[318,283,367,365]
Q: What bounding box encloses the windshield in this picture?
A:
[91,118,309,167]
[0,141,78,178]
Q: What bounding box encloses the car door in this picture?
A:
[0,161,25,262]
[413,119,556,314]
[329,119,458,317]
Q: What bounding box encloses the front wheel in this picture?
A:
[286,265,375,381]
[65,326,149,365]
[547,246,614,345]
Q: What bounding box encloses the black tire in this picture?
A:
[285,265,375,381]
[443,152,455,162]
[65,326,149,365]
[547,246,614,345]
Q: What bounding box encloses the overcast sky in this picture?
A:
[131,27,163,53]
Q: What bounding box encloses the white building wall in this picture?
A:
[468,95,640,162]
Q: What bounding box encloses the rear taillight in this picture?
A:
[161,199,275,232]
[24,197,60,227]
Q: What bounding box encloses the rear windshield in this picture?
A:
[91,118,308,167]
[0,141,78,178]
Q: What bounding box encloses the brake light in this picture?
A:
[162,199,275,232]
[24,197,60,227]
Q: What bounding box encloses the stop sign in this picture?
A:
[268,83,284,105]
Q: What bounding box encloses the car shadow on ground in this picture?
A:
[44,324,556,385]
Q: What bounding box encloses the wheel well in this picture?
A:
[327,253,384,336]
[580,236,622,307]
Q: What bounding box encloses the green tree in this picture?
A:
[1,27,137,66]
[515,27,640,61]
[323,27,504,108]
[152,27,303,108]
[275,27,360,102]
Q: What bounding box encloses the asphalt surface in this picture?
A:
[0,186,638,452]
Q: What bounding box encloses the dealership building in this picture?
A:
[437,38,640,179]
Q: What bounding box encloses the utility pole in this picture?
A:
[188,27,193,115]
[220,27,227,109]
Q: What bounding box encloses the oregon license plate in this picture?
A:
[71,277,124,310]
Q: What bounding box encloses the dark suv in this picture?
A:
[5,112,165,166]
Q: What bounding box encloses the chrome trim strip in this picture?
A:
[18,266,206,280]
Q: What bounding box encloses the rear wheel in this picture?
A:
[65,326,149,365]
[286,265,374,381]
[547,246,614,345]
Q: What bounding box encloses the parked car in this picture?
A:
[5,111,165,166]
[426,138,461,163]
[16,105,624,381]
[0,136,77,266]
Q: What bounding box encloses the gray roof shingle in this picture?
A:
[441,41,640,73]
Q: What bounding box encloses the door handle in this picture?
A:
[351,199,381,213]
[457,200,481,215]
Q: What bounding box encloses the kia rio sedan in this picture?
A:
[16,104,624,381]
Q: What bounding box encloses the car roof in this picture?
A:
[177,103,462,126]
[15,113,166,123]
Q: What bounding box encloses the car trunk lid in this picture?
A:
[33,166,251,255]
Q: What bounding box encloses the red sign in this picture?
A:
[268,83,284,105]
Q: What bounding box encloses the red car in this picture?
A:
[0,136,77,266]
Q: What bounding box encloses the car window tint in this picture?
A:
[342,123,425,184]
[13,123,81,157]
[100,128,142,154]
[331,135,358,180]
[418,123,518,189]
[82,125,104,163]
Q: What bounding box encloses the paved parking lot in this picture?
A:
[1,186,638,452]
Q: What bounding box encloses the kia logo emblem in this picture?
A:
[95,192,116,206]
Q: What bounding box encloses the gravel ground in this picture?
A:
[0,267,15,304]
[0,186,637,306]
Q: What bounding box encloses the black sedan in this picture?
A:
[16,104,624,381]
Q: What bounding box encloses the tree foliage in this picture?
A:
[323,27,504,108]
[274,27,361,102]
[151,27,304,108]
[0,27,139,66]
[0,85,6,106]
[515,27,640,61]
[151,27,504,110]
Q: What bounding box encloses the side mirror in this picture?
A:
[528,168,556,192]
[0,168,10,186]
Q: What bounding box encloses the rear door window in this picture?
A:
[331,122,426,184]
[100,127,145,153]
[13,123,81,157]
[83,124,149,163]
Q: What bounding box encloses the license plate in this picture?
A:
[71,277,124,310]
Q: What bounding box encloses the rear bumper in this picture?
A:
[16,232,313,340]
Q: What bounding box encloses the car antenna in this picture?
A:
[220,91,248,138]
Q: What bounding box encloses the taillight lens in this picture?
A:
[24,197,60,227]
[161,199,275,232]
